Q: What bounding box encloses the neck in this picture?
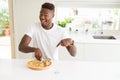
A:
[45,23,53,30]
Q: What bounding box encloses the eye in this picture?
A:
[44,14,48,17]
[40,13,49,18]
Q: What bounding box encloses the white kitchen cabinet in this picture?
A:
[84,43,120,62]
[59,42,120,62]
[58,42,85,61]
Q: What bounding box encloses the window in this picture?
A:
[56,7,120,32]
[54,0,120,33]
[0,0,11,59]
[0,0,10,36]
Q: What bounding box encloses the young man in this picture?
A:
[18,2,76,60]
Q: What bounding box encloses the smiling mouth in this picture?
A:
[41,20,46,23]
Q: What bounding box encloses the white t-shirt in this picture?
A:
[25,22,70,60]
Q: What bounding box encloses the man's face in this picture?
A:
[39,8,54,29]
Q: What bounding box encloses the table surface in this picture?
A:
[0,59,120,80]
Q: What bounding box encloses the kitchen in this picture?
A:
[12,0,120,61]
[1,0,120,79]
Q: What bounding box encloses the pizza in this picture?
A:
[27,59,52,70]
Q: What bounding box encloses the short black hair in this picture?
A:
[42,2,55,11]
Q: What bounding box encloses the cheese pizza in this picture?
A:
[27,59,52,70]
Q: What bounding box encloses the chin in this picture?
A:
[41,24,46,27]
[42,25,47,29]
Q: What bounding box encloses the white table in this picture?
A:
[0,59,120,80]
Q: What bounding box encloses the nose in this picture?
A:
[40,15,45,20]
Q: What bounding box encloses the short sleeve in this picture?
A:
[25,24,34,38]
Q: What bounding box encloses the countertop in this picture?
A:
[0,59,120,80]
[70,30,120,44]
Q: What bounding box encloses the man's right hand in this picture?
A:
[34,48,42,60]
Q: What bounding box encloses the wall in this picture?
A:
[54,0,120,8]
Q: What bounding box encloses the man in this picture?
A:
[18,2,76,60]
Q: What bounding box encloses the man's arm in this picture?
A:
[57,38,77,57]
[18,34,42,60]
[18,34,36,53]
[66,41,76,56]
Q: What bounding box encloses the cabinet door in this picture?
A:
[84,44,120,62]
[58,43,84,60]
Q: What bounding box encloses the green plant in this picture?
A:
[57,20,67,28]
[57,17,74,28]
[0,8,9,28]
[0,8,9,36]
